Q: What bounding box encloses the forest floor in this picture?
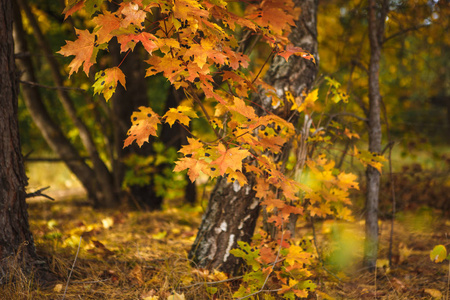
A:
[1,191,448,300]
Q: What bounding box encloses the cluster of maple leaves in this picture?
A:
[59,0,356,298]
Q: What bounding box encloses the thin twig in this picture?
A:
[187,84,222,141]
[26,186,55,201]
[251,47,276,84]
[20,80,86,92]
[62,235,82,300]
[180,276,243,289]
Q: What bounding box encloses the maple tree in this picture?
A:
[58,0,359,297]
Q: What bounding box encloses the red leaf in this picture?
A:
[277,45,316,64]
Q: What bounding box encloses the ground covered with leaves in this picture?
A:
[1,193,449,299]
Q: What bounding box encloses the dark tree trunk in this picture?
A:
[109,44,164,210]
[0,0,37,281]
[159,87,197,205]
[14,3,115,207]
[189,0,319,275]
[364,0,389,271]
[18,0,119,208]
[12,3,112,208]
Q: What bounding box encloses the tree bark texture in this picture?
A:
[12,4,113,207]
[109,44,165,210]
[189,0,319,275]
[364,0,388,271]
[16,0,119,208]
[0,0,37,282]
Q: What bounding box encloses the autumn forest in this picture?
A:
[0,0,449,299]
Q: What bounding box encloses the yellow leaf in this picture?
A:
[53,283,63,292]
[152,231,167,240]
[424,288,442,299]
[344,128,360,139]
[167,292,185,300]
[285,245,311,266]
[376,259,389,269]
[101,217,114,229]
[163,105,198,127]
[93,67,126,101]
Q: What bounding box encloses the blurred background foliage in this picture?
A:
[17,0,449,211]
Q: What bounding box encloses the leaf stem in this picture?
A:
[251,47,276,84]
[187,84,222,141]
[117,49,131,68]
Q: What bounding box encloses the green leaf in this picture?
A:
[230,241,261,271]
[430,245,447,263]
[206,286,217,295]
[85,0,104,17]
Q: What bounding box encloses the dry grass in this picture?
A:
[1,194,448,299]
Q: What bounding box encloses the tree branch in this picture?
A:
[383,24,429,44]
[20,80,86,92]
[26,186,55,201]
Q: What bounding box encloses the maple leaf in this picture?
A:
[93,11,121,44]
[145,56,185,82]
[226,170,248,186]
[120,2,146,28]
[58,29,97,76]
[179,137,204,157]
[124,107,161,148]
[336,172,359,190]
[291,89,318,113]
[173,0,209,21]
[62,0,84,19]
[285,245,312,266]
[211,143,250,175]
[261,197,285,212]
[84,0,103,17]
[353,146,386,173]
[277,44,316,64]
[254,177,271,199]
[344,128,360,139]
[117,32,158,54]
[184,38,226,69]
[199,78,226,104]
[93,67,126,101]
[173,157,208,182]
[230,97,257,120]
[163,105,198,127]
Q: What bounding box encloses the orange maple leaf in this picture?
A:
[261,197,285,212]
[120,2,146,28]
[117,32,158,54]
[173,157,208,182]
[62,0,84,20]
[93,11,121,44]
[211,143,250,175]
[58,29,96,76]
[123,107,161,148]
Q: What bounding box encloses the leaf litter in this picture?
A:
[1,195,449,299]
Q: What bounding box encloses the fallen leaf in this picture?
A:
[424,288,442,299]
[167,292,185,300]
